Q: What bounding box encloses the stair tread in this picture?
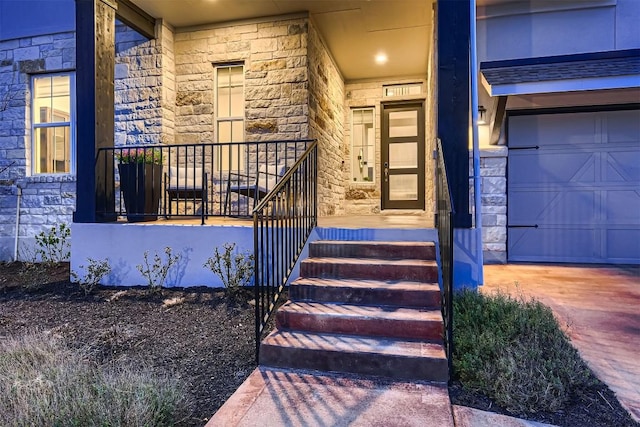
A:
[292,277,440,289]
[279,301,442,322]
[302,257,438,266]
[262,329,446,359]
[314,240,435,247]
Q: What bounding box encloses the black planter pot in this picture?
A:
[118,163,162,222]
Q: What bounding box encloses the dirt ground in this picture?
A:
[0,262,636,427]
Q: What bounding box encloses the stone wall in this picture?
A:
[173,16,310,146]
[307,20,345,216]
[0,21,171,261]
[114,22,165,146]
[343,79,434,222]
[470,147,507,263]
[0,31,77,260]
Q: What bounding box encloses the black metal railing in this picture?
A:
[435,138,455,381]
[253,140,318,361]
[95,139,314,223]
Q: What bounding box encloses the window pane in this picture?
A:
[351,108,375,182]
[218,121,231,143]
[232,120,243,142]
[34,75,71,124]
[389,110,417,138]
[230,85,243,117]
[389,174,418,201]
[35,126,71,174]
[217,86,230,117]
[389,142,418,169]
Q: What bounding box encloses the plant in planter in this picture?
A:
[116,147,163,222]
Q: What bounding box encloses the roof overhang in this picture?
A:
[481,49,640,96]
[129,0,434,82]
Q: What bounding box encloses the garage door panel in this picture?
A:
[509,152,594,185]
[606,151,640,182]
[508,109,640,264]
[509,228,597,261]
[606,191,640,223]
[510,190,597,224]
[604,110,640,143]
[607,230,640,260]
[510,114,599,147]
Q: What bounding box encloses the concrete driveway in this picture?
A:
[482,264,640,422]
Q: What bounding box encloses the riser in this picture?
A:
[290,279,442,308]
[301,260,438,282]
[260,342,448,383]
[276,307,443,342]
[309,241,436,261]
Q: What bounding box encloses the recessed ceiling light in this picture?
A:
[375,53,388,65]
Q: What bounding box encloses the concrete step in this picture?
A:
[260,329,448,382]
[301,257,438,282]
[309,240,436,260]
[276,301,443,342]
[290,277,441,308]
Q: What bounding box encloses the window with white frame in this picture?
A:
[215,64,244,171]
[32,73,75,175]
[351,108,375,183]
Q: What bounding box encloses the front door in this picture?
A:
[381,102,425,209]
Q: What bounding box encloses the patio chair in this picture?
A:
[164,166,208,219]
[224,163,288,216]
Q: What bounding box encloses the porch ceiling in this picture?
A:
[130,0,434,81]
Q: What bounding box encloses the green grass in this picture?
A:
[0,332,192,426]
[453,290,595,414]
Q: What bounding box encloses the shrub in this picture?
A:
[203,242,254,295]
[34,223,71,264]
[136,247,181,292]
[0,332,192,426]
[453,290,594,414]
[71,258,112,295]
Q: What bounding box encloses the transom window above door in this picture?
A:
[31,73,75,175]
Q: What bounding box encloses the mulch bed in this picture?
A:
[0,262,637,427]
[0,262,256,426]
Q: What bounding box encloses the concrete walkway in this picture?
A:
[207,367,557,427]
[483,264,640,422]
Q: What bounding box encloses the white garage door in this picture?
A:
[508,109,640,264]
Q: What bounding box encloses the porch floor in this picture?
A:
[115,212,432,229]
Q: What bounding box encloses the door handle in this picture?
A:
[384,162,389,182]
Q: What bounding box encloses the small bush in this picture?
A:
[137,247,181,292]
[34,223,71,264]
[0,332,192,426]
[71,258,112,295]
[203,242,254,296]
[453,290,594,414]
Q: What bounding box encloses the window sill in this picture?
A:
[24,174,77,184]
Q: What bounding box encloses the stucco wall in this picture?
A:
[307,20,345,217]
[477,0,640,62]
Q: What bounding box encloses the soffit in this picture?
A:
[130,0,433,81]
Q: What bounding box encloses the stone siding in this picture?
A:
[307,20,345,216]
[0,31,77,260]
[470,147,507,263]
[173,16,310,146]
[114,22,165,146]
[0,22,172,260]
